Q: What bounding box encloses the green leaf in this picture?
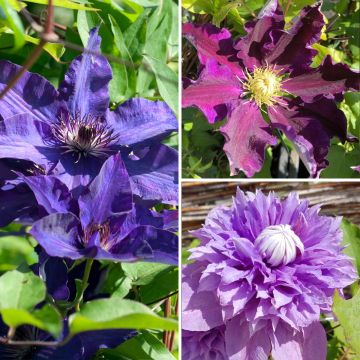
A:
[143,55,178,114]
[102,264,132,299]
[77,9,101,46]
[0,269,46,310]
[1,304,62,338]
[69,298,178,334]
[341,219,360,276]
[333,290,360,355]
[23,0,97,10]
[103,331,176,359]
[24,35,65,61]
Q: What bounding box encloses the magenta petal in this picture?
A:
[182,23,244,77]
[183,60,242,123]
[220,101,277,177]
[283,55,360,101]
[235,0,284,69]
[268,97,347,177]
[266,3,324,74]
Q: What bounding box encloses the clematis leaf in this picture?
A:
[333,290,360,355]
[0,269,46,310]
[69,298,178,334]
[23,0,97,11]
[122,262,171,285]
[341,219,360,276]
[24,34,65,61]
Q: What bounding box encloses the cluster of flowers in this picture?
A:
[0,28,178,358]
[182,189,357,359]
[182,0,360,177]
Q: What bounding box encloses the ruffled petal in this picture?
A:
[183,23,244,77]
[124,144,178,204]
[235,0,284,69]
[30,213,85,259]
[283,55,360,101]
[265,3,324,74]
[268,97,347,177]
[58,28,112,119]
[183,60,242,123]
[78,154,132,227]
[107,98,177,145]
[220,101,277,177]
[0,60,64,123]
[0,114,59,167]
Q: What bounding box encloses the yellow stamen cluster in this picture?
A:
[242,66,283,107]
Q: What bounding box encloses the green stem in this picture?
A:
[75,259,94,312]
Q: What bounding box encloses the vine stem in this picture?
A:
[75,258,94,312]
[162,297,171,349]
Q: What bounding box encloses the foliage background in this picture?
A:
[0,0,179,358]
[182,0,360,179]
[182,181,360,359]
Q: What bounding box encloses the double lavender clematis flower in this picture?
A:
[0,28,178,204]
[24,154,177,264]
[183,0,360,177]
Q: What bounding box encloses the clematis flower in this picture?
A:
[182,189,357,359]
[26,154,177,264]
[0,28,178,203]
[182,0,360,177]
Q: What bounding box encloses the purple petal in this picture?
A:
[235,0,284,69]
[182,23,244,77]
[302,322,327,360]
[265,3,325,74]
[20,175,78,215]
[58,28,112,119]
[0,60,64,122]
[220,101,277,177]
[108,98,178,146]
[283,55,360,101]
[183,60,242,123]
[268,97,347,177]
[0,114,59,166]
[124,144,178,204]
[30,213,84,259]
[78,154,132,228]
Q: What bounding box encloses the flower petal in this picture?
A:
[124,144,178,204]
[58,28,112,118]
[283,55,360,101]
[108,98,177,145]
[220,101,277,177]
[268,97,347,177]
[266,3,324,74]
[30,213,84,259]
[78,154,132,228]
[183,23,244,77]
[183,60,242,123]
[0,114,59,167]
[0,60,63,122]
[235,0,284,69]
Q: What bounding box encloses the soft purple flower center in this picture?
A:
[242,66,284,107]
[254,224,304,267]
[53,113,118,162]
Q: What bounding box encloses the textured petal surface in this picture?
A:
[183,60,242,123]
[78,154,132,227]
[108,98,178,145]
[0,60,63,122]
[220,101,277,177]
[124,144,178,204]
[58,28,112,118]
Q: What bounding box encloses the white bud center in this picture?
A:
[254,224,304,267]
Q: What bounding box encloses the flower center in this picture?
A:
[243,67,283,107]
[53,113,118,162]
[254,224,304,267]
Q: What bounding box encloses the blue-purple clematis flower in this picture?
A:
[0,28,178,203]
[25,154,177,264]
[182,0,360,177]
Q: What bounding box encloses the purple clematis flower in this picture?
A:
[182,0,360,177]
[0,28,178,203]
[26,154,177,264]
[182,189,357,359]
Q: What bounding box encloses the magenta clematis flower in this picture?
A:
[182,189,357,359]
[182,0,360,177]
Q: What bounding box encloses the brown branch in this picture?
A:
[162,297,172,349]
[168,295,178,352]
